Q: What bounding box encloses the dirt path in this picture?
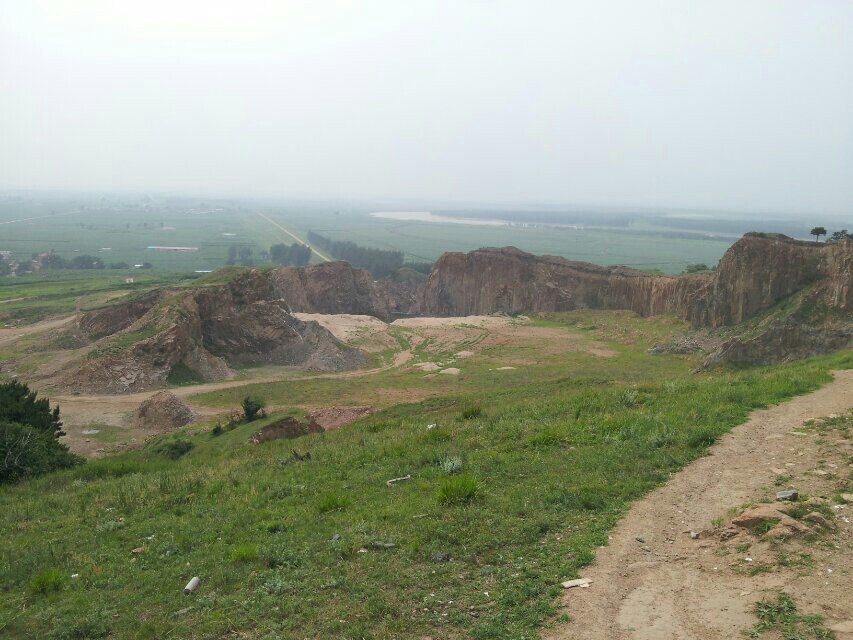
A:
[545,369,853,640]
[0,314,75,346]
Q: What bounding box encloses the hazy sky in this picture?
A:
[1,1,851,214]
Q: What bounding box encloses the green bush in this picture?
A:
[241,396,266,422]
[437,474,480,505]
[1,422,82,484]
[29,568,65,595]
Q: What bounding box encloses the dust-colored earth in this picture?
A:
[545,369,853,640]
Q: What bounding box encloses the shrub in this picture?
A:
[1,422,82,484]
[437,474,480,505]
[317,492,350,513]
[230,543,259,563]
[29,568,65,594]
[158,439,194,460]
[0,380,64,437]
[439,455,463,474]
[211,423,224,437]
[241,396,266,422]
[460,404,483,420]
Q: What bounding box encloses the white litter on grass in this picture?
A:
[427,423,436,430]
[82,429,100,435]
[561,578,592,589]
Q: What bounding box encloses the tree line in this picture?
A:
[810,227,852,242]
[307,232,403,278]
[269,242,312,266]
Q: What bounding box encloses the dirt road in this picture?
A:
[0,314,75,346]
[545,369,853,640]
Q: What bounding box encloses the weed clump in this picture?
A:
[317,492,350,513]
[460,404,483,420]
[230,543,259,563]
[29,568,65,595]
[437,474,480,505]
[746,591,833,638]
[439,455,463,474]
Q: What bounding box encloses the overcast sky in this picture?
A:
[1,1,851,215]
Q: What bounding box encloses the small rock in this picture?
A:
[690,531,700,540]
[561,578,592,589]
[635,536,645,543]
[131,547,144,555]
[432,552,450,563]
[174,607,193,616]
[840,493,853,504]
[776,489,798,501]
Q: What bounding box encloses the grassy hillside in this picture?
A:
[2,310,850,639]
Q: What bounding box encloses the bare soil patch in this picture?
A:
[545,369,853,640]
[308,406,372,430]
[295,313,394,352]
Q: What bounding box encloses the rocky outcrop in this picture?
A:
[264,262,391,319]
[79,290,161,339]
[375,267,426,316]
[699,317,852,369]
[422,235,851,326]
[61,276,364,394]
[689,234,848,327]
[421,246,710,319]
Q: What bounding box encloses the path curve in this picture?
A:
[545,368,853,640]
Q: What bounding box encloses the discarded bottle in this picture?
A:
[184,577,200,594]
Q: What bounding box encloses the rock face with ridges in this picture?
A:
[421,246,710,319]
[61,272,366,393]
[422,235,852,327]
[691,233,842,327]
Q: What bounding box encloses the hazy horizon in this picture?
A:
[2,1,851,216]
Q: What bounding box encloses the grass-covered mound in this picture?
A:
[1,344,850,638]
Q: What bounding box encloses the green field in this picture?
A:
[2,308,850,639]
[0,193,754,276]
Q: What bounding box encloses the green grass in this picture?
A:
[0,315,850,638]
[745,592,835,639]
[436,474,481,505]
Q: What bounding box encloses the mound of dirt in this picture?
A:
[309,406,372,430]
[249,416,324,444]
[133,392,197,431]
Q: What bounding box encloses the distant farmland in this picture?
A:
[5,193,840,275]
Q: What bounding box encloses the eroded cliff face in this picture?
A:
[692,233,844,327]
[422,235,852,328]
[421,246,711,320]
